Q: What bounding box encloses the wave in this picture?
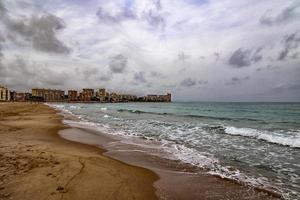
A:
[117,109,148,114]
[117,109,262,122]
[224,127,300,148]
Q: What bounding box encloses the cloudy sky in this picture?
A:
[0,0,299,101]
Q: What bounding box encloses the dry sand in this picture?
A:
[0,102,158,200]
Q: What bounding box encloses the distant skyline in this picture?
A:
[0,0,299,102]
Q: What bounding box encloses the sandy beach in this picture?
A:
[0,103,282,200]
[0,103,158,200]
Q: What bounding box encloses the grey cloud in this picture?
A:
[226,76,250,85]
[3,13,70,54]
[198,80,208,85]
[133,71,147,83]
[0,35,4,58]
[0,56,68,89]
[256,65,279,72]
[96,6,136,23]
[83,68,99,80]
[99,73,112,82]
[109,54,127,73]
[143,10,165,29]
[270,83,300,93]
[178,52,190,61]
[213,52,220,61]
[278,32,300,61]
[251,48,263,62]
[143,0,165,29]
[228,49,251,67]
[150,71,164,77]
[228,48,263,67]
[260,3,300,26]
[181,78,196,87]
[292,52,299,59]
[0,0,6,16]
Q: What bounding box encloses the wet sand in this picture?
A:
[0,103,158,200]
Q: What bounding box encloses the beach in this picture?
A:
[0,103,158,200]
[0,102,284,200]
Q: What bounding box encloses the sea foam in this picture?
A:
[225,127,300,148]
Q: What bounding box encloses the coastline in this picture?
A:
[0,102,158,200]
[0,102,283,200]
[55,103,283,200]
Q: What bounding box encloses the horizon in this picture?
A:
[0,0,300,102]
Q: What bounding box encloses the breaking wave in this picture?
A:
[224,127,300,148]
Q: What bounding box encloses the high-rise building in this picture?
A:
[32,88,65,102]
[0,86,10,101]
[68,90,78,101]
[96,88,106,102]
[79,89,94,102]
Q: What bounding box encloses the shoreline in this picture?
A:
[55,104,283,200]
[0,102,283,200]
[0,103,158,200]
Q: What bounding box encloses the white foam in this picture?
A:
[103,115,109,118]
[70,105,80,109]
[100,107,108,111]
[225,127,300,148]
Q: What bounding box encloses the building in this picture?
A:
[10,91,29,102]
[96,88,107,102]
[32,88,65,102]
[79,89,94,102]
[119,94,138,102]
[109,92,119,102]
[14,92,26,102]
[144,94,157,102]
[0,86,10,101]
[144,93,171,102]
[68,90,78,102]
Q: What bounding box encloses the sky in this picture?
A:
[0,0,299,102]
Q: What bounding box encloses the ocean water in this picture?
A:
[50,102,300,199]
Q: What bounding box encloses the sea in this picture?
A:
[49,102,300,199]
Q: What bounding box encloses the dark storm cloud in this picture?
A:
[133,71,147,83]
[228,48,263,68]
[278,32,300,61]
[96,6,136,23]
[109,54,127,73]
[260,3,300,26]
[2,14,70,54]
[226,76,250,85]
[181,78,196,87]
